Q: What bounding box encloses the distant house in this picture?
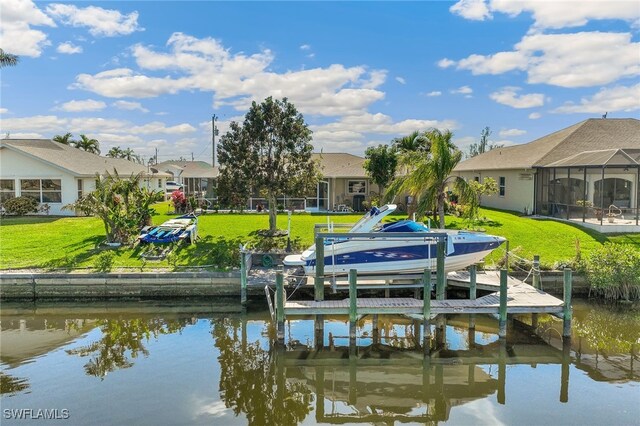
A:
[155,160,219,198]
[454,118,640,232]
[0,139,170,216]
[311,153,380,212]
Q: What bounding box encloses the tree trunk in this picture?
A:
[438,203,446,229]
[268,192,277,233]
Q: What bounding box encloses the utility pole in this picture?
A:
[155,147,158,165]
[212,114,218,167]
[191,152,194,161]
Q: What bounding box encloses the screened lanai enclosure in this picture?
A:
[535,149,640,227]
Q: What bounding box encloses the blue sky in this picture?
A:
[1,0,639,164]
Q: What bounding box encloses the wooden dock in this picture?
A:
[272,266,573,344]
[284,277,564,315]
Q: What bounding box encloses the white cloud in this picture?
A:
[0,115,67,133]
[450,0,491,21]
[46,3,143,37]
[309,113,458,154]
[425,91,442,97]
[499,128,526,137]
[553,83,640,113]
[529,112,541,119]
[448,32,640,88]
[72,32,387,117]
[0,108,8,114]
[438,58,456,68]
[451,86,473,95]
[490,0,640,30]
[58,99,106,112]
[112,100,149,112]
[300,44,311,50]
[0,0,55,57]
[396,77,406,85]
[57,41,82,54]
[489,87,544,108]
[4,132,44,139]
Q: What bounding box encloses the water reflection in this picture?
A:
[67,318,194,379]
[0,300,637,425]
[212,318,314,425]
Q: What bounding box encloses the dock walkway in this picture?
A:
[284,278,564,316]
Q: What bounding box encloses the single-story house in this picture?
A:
[454,118,640,232]
[0,139,171,216]
[310,153,380,212]
[155,160,219,198]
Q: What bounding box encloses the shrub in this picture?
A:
[583,243,640,301]
[3,196,39,215]
[94,251,116,272]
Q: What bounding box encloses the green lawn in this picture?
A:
[0,206,638,271]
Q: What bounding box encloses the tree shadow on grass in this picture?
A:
[0,216,65,226]
[44,235,119,271]
[174,235,245,270]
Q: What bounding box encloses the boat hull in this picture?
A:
[284,236,505,275]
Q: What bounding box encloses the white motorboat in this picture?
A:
[283,205,505,275]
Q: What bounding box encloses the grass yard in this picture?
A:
[0,206,638,271]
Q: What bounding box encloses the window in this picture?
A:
[20,179,62,203]
[0,179,15,203]
[474,176,480,182]
[499,176,506,196]
[158,178,163,189]
[77,179,83,199]
[347,180,366,194]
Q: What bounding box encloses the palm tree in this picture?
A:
[122,147,140,163]
[0,49,19,68]
[53,133,75,145]
[392,130,431,154]
[107,146,124,158]
[75,134,100,154]
[386,129,474,228]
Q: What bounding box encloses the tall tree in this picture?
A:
[107,146,124,158]
[467,126,502,158]
[218,97,318,233]
[122,147,140,163]
[392,130,431,154]
[53,132,75,145]
[364,144,397,199]
[386,129,474,228]
[75,134,100,154]
[0,49,19,68]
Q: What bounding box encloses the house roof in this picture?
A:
[312,152,368,178]
[0,139,170,177]
[455,118,640,172]
[545,148,640,168]
[155,160,219,178]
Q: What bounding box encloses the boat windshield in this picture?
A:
[377,220,429,233]
[349,204,397,233]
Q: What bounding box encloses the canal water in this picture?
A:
[1,299,638,425]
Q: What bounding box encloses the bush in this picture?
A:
[583,243,640,301]
[3,196,39,215]
[94,251,116,272]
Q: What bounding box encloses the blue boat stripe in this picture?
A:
[308,241,502,267]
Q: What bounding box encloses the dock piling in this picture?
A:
[423,268,432,352]
[275,266,285,343]
[436,238,446,300]
[240,250,248,306]
[469,264,477,330]
[315,236,325,301]
[499,269,508,338]
[563,268,572,338]
[349,269,358,342]
[532,255,541,289]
